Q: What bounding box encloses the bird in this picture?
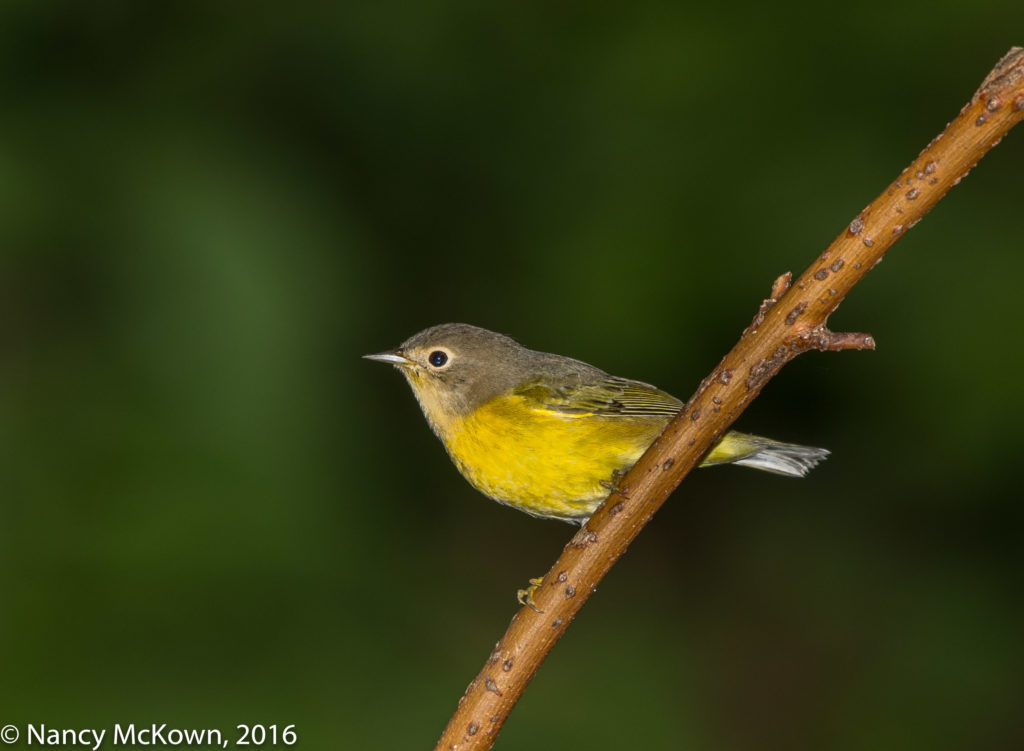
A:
[365,323,828,525]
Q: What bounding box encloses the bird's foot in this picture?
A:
[599,469,631,499]
[516,577,545,613]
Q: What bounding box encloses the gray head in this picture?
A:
[364,323,550,436]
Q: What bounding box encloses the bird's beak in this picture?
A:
[363,349,414,366]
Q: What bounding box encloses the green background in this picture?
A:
[2,3,1023,749]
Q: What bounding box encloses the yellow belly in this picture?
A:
[440,394,668,522]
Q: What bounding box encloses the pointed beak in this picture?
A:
[363,349,414,366]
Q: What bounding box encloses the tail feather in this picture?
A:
[703,431,829,478]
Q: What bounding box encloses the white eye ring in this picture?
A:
[427,350,450,368]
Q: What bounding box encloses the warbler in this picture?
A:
[365,323,828,524]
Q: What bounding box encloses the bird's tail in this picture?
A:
[701,431,829,478]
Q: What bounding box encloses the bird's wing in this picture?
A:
[514,375,683,418]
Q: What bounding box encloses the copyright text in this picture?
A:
[0,724,298,749]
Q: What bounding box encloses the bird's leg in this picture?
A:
[599,468,631,500]
[518,474,631,613]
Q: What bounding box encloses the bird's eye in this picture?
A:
[428,350,449,368]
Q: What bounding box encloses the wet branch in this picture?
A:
[434,47,1024,751]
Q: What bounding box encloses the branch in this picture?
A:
[434,47,1024,751]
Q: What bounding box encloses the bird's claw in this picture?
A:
[516,576,545,613]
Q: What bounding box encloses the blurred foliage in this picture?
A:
[1,2,1023,749]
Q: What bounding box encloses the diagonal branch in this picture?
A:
[434,47,1024,751]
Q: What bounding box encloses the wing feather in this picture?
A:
[514,376,682,418]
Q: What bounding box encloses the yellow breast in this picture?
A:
[438,393,668,522]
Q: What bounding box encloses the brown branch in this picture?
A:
[434,47,1024,751]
